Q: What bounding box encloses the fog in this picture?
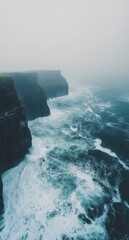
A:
[0,0,129,87]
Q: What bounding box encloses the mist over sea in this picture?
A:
[0,83,129,240]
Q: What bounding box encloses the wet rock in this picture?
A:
[105,202,129,240]
[78,213,92,224]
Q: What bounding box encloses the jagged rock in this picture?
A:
[105,203,129,240]
[37,70,69,99]
[0,76,32,213]
[4,72,50,120]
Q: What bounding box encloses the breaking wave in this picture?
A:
[0,85,129,240]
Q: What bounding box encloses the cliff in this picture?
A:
[1,70,69,101]
[0,76,32,213]
[37,70,69,99]
[0,178,3,213]
[4,72,50,120]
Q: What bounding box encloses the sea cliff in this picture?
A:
[37,70,69,99]
[3,72,50,120]
[0,76,32,212]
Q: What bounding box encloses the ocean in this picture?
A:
[0,84,129,240]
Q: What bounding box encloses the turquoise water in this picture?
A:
[1,85,129,240]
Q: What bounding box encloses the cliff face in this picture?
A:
[0,177,3,213]
[37,70,69,99]
[5,72,50,121]
[0,76,32,212]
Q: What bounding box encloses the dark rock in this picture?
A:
[37,70,69,99]
[0,177,3,213]
[105,202,129,240]
[78,213,92,224]
[4,72,50,120]
[0,76,32,213]
[0,77,32,172]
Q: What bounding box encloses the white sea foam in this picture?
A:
[1,153,107,240]
[117,158,129,171]
[124,201,129,208]
[94,138,117,158]
[112,187,122,203]
[94,138,129,171]
[97,102,112,111]
[70,125,78,133]
[1,86,120,240]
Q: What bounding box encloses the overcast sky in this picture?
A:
[0,0,129,86]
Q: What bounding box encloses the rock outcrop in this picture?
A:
[0,76,32,213]
[37,70,69,99]
[3,72,50,120]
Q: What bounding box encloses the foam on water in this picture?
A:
[1,85,127,240]
[1,149,107,239]
[94,138,129,171]
[94,139,117,158]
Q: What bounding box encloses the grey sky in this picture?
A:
[0,0,129,85]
